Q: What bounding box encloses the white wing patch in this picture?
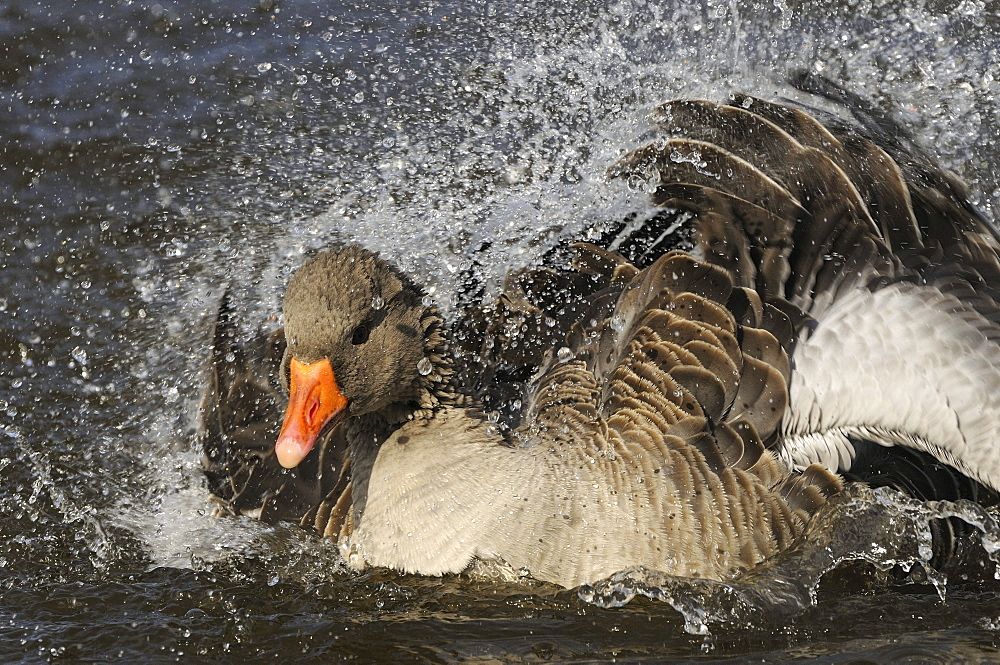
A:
[782,283,1000,488]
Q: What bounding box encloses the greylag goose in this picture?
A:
[200,89,1000,588]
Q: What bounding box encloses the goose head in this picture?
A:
[274,246,452,468]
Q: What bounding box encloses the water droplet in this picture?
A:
[257,62,272,72]
[71,347,87,366]
[557,347,574,363]
[371,295,383,309]
[611,314,626,332]
[416,357,433,375]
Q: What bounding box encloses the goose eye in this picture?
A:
[351,324,371,346]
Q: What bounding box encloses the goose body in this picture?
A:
[201,90,1000,587]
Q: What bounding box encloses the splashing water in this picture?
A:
[581,485,1000,634]
[121,0,1000,606]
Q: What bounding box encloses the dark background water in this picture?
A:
[3,0,1000,662]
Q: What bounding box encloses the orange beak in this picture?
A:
[275,357,348,469]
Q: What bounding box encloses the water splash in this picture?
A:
[52,0,1000,618]
[4,425,115,565]
[580,485,1000,635]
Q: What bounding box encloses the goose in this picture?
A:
[200,87,1000,588]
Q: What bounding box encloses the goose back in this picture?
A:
[348,245,840,585]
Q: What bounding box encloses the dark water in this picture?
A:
[4,0,1000,662]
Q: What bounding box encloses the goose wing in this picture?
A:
[515,244,842,575]
[612,94,1000,500]
[200,291,351,528]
